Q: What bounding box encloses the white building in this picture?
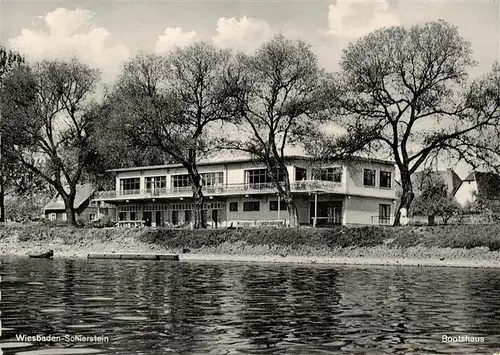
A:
[92,156,397,227]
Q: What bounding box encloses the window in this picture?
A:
[119,212,126,221]
[145,176,167,192]
[379,204,391,224]
[89,213,96,221]
[130,212,136,221]
[243,201,260,211]
[312,167,342,182]
[295,167,307,181]
[363,169,376,186]
[269,200,288,211]
[201,172,224,186]
[229,202,238,212]
[184,210,192,223]
[245,168,284,185]
[171,174,191,189]
[171,172,224,190]
[380,171,392,188]
[120,178,140,193]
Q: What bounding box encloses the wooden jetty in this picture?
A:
[87,253,179,261]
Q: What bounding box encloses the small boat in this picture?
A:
[29,250,54,259]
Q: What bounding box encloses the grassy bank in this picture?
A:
[1,224,500,267]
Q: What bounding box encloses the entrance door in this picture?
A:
[184,210,192,224]
[143,211,152,227]
[155,211,162,227]
[172,211,178,226]
[310,201,343,226]
[211,209,219,228]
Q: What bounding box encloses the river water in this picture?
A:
[1,257,499,354]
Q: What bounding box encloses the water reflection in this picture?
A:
[1,258,500,354]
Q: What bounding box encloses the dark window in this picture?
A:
[171,174,191,189]
[245,168,284,185]
[379,204,391,224]
[363,169,376,186]
[119,212,126,221]
[145,176,167,192]
[120,178,140,192]
[380,171,392,188]
[312,167,342,182]
[184,210,192,222]
[130,212,136,221]
[295,167,307,181]
[269,200,288,211]
[229,202,238,212]
[243,201,260,211]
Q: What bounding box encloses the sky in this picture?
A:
[1,0,499,178]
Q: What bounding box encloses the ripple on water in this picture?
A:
[0,342,33,349]
[39,308,66,313]
[111,316,148,321]
[15,348,103,355]
[66,324,102,329]
[81,297,114,301]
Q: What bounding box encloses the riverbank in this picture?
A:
[1,224,500,268]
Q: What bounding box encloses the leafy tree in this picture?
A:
[105,44,237,228]
[0,47,26,221]
[223,34,327,227]
[0,59,101,225]
[411,169,460,225]
[86,100,172,190]
[323,20,500,225]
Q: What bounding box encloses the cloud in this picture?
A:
[323,0,400,39]
[314,0,401,71]
[154,27,198,54]
[8,8,130,82]
[212,16,273,53]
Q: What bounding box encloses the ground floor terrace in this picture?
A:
[106,193,395,228]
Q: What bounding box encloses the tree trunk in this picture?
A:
[62,194,77,226]
[283,192,298,228]
[191,176,204,229]
[0,176,5,223]
[394,171,414,226]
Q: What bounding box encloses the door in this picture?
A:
[172,211,178,226]
[155,211,162,227]
[211,209,219,228]
[379,204,391,225]
[310,201,343,226]
[143,212,152,227]
[184,210,192,224]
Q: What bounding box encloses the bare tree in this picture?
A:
[0,59,101,225]
[223,34,327,227]
[107,43,237,228]
[324,20,499,225]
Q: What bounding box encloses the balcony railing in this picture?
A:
[93,180,344,200]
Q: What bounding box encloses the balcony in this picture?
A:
[93,180,345,201]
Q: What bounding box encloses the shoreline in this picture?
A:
[2,225,500,269]
[2,239,500,269]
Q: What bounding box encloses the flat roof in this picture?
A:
[107,155,395,173]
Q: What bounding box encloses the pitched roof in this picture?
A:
[470,172,500,200]
[43,183,96,212]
